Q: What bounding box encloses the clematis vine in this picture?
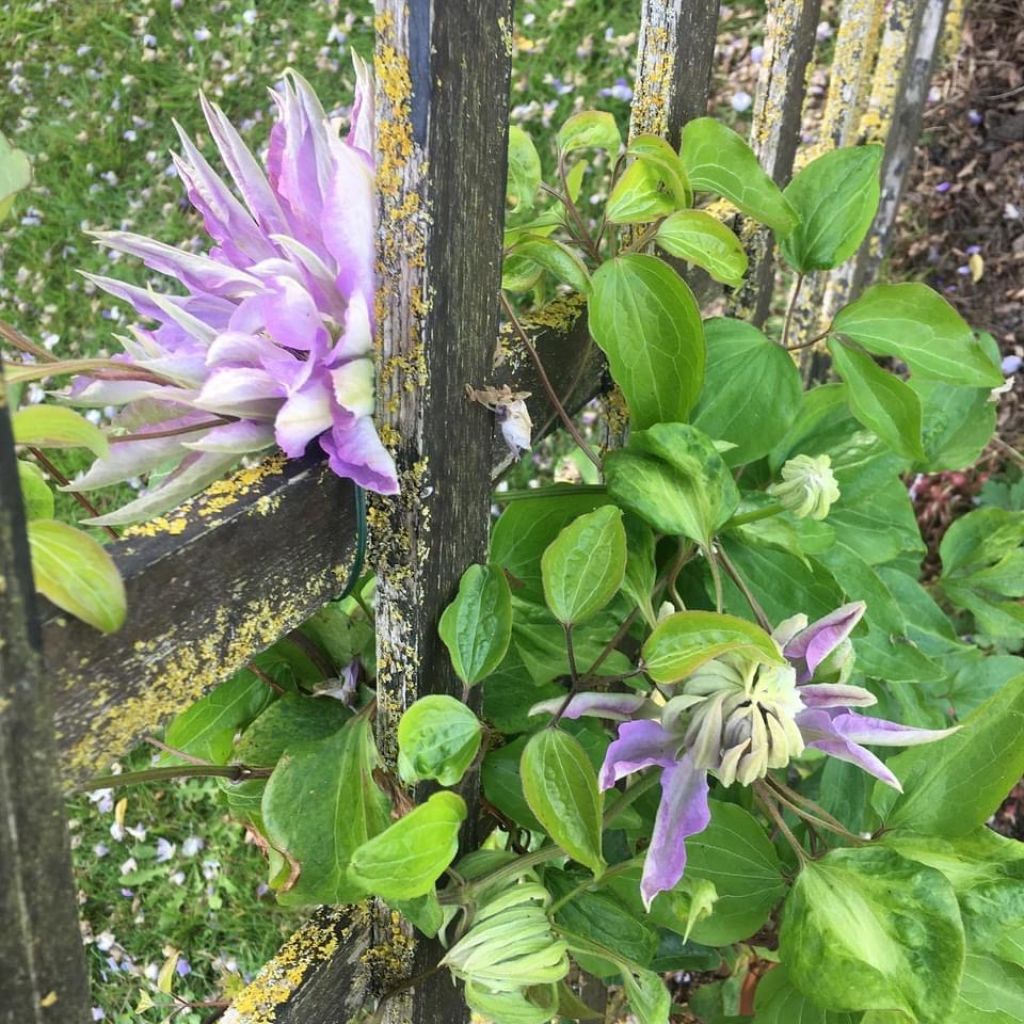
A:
[531,601,957,908]
[65,57,397,525]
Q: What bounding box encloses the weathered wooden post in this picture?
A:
[371,1,513,1020]
[0,355,92,1024]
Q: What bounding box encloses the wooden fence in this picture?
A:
[0,0,956,1020]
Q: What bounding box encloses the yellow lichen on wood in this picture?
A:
[630,24,673,139]
[859,0,915,142]
[943,0,966,60]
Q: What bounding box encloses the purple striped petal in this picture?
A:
[323,141,375,305]
[641,754,711,909]
[797,708,902,789]
[320,417,399,495]
[599,720,678,791]
[797,683,878,709]
[528,692,651,722]
[784,602,866,682]
[347,51,374,157]
[827,712,958,748]
[181,420,276,454]
[195,368,283,418]
[274,377,335,457]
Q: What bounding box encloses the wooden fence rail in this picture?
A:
[0,0,959,1020]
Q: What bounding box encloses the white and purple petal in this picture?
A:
[528,692,652,722]
[320,417,399,495]
[598,720,679,791]
[784,602,866,682]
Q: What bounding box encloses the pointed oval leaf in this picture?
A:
[348,791,467,900]
[507,125,541,214]
[438,562,512,685]
[17,460,54,520]
[13,404,109,457]
[680,118,797,235]
[28,519,126,633]
[780,847,965,1022]
[558,110,622,156]
[521,729,604,876]
[829,339,926,460]
[508,235,591,294]
[605,159,676,225]
[692,319,802,464]
[541,506,627,625]
[755,965,862,1024]
[627,134,692,207]
[656,211,747,287]
[642,611,783,685]
[589,255,705,428]
[262,713,391,906]
[780,145,883,272]
[832,283,1002,387]
[397,695,482,786]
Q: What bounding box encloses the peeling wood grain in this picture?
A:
[0,356,92,1024]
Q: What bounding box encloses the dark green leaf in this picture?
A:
[912,379,996,472]
[832,283,1002,387]
[397,695,482,787]
[754,965,861,1023]
[348,791,466,900]
[622,514,657,625]
[439,563,513,685]
[829,339,925,460]
[680,118,797,234]
[955,955,1024,1024]
[780,145,883,272]
[780,847,964,1021]
[508,235,591,294]
[541,506,626,626]
[693,318,803,464]
[481,735,543,831]
[588,255,705,428]
[521,730,604,875]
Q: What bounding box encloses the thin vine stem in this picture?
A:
[28,446,120,541]
[548,624,581,727]
[767,776,865,843]
[109,417,234,443]
[781,272,804,349]
[786,329,831,352]
[722,502,784,529]
[716,544,771,631]
[754,783,809,865]
[0,319,58,362]
[78,763,274,792]
[499,291,602,469]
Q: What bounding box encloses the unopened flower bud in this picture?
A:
[769,454,840,520]
[812,637,855,683]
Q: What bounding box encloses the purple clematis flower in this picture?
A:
[67,57,397,525]
[530,601,956,907]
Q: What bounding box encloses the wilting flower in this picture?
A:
[67,57,397,525]
[531,601,956,907]
[769,453,840,520]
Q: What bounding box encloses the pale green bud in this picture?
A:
[769,454,840,520]
[465,980,559,1024]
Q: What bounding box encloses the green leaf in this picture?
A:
[557,110,621,155]
[507,126,541,214]
[832,283,1002,387]
[490,487,608,605]
[348,791,466,900]
[939,507,1024,579]
[829,339,925,460]
[507,234,591,294]
[780,847,964,1021]
[622,514,657,624]
[262,713,391,905]
[299,601,373,671]
[621,965,671,1024]
[605,422,738,546]
[482,646,562,734]
[588,254,705,428]
[17,460,54,520]
[693,319,802,464]
[541,506,626,626]
[439,563,513,685]
[754,965,861,1023]
[28,519,126,633]
[521,730,604,875]
[627,133,692,207]
[397,695,482,786]
[656,211,747,287]
[642,611,783,685]
[502,251,544,293]
[234,695,351,768]
[164,674,276,766]
[780,145,883,272]
[912,378,996,472]
[680,117,797,234]
[605,159,676,225]
[12,404,109,457]
[481,735,543,831]
[548,869,659,973]
[683,801,787,945]
[955,955,1024,1024]
[0,130,31,222]
[878,673,1024,835]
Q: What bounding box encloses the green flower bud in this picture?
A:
[769,454,840,520]
[465,980,559,1024]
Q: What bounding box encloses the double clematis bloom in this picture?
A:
[68,58,397,525]
[531,601,956,908]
